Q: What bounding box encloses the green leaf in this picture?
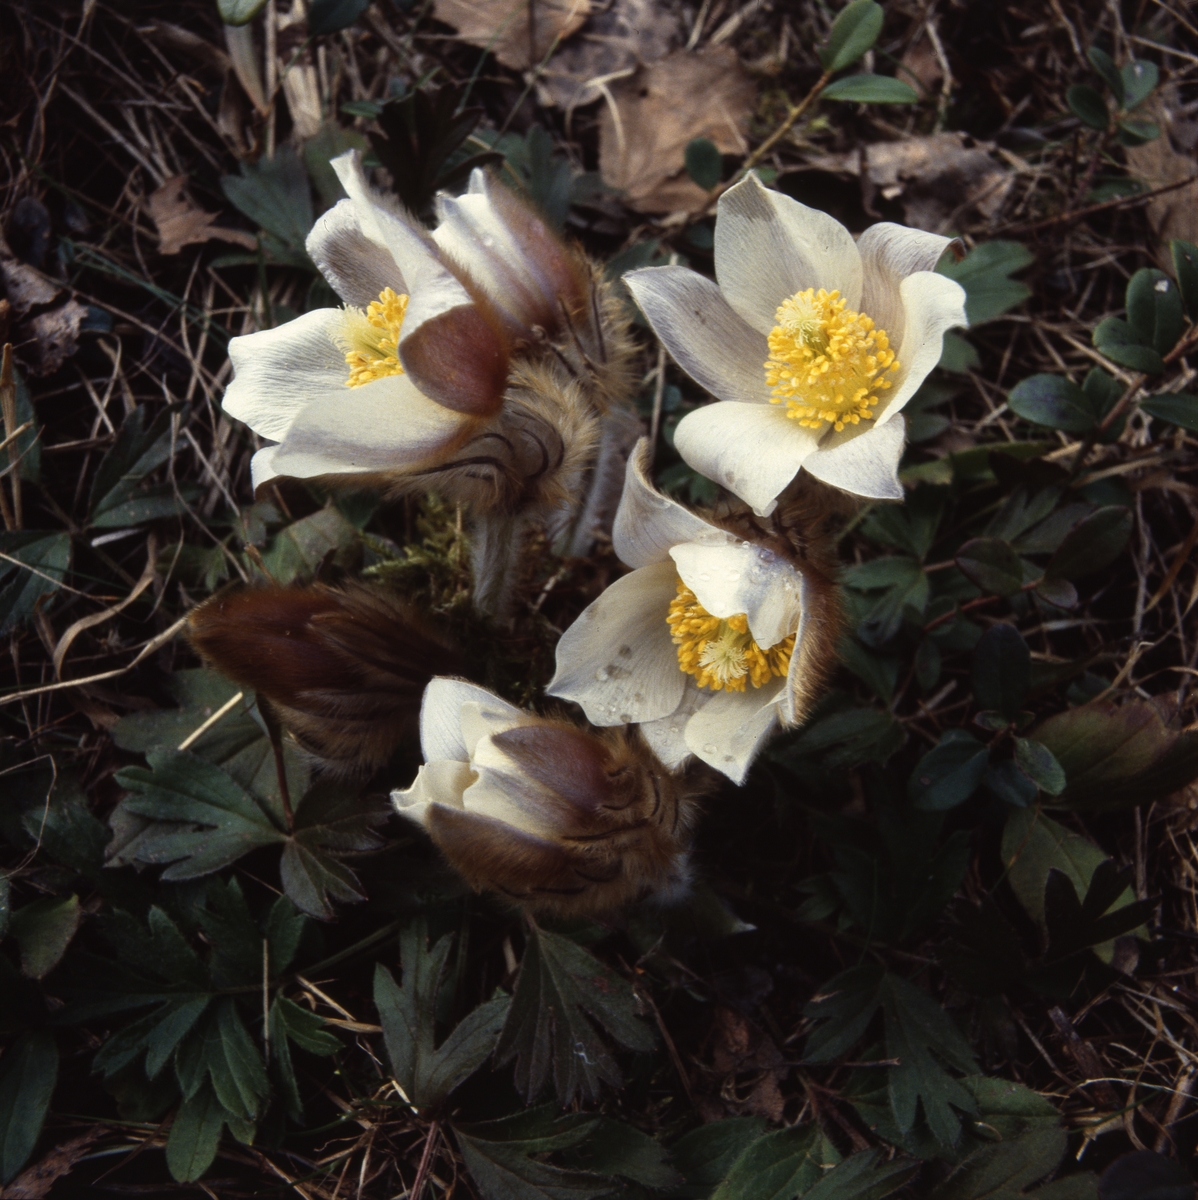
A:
[910,731,990,811]
[805,1151,917,1200]
[1035,577,1078,609]
[955,537,1024,597]
[453,1109,611,1200]
[1093,317,1165,373]
[685,138,722,191]
[1117,118,1160,146]
[1086,47,1123,105]
[1141,392,1198,430]
[972,624,1030,722]
[259,505,361,584]
[710,1125,832,1200]
[1044,506,1132,582]
[0,531,71,634]
[307,0,370,35]
[87,404,177,527]
[838,636,900,704]
[1067,84,1109,129]
[780,707,903,770]
[939,331,980,374]
[1171,239,1198,320]
[670,1118,767,1198]
[0,1031,57,1184]
[270,996,340,1120]
[1007,375,1095,432]
[1028,698,1198,812]
[984,759,1039,807]
[495,926,655,1106]
[927,1128,1089,1199]
[823,75,919,104]
[165,1080,225,1183]
[562,1118,682,1189]
[114,750,285,880]
[1126,268,1185,355]
[302,124,369,207]
[11,894,80,979]
[937,242,1034,324]
[221,147,313,262]
[1121,59,1158,110]
[375,919,509,1109]
[1013,739,1066,795]
[818,0,883,72]
[218,0,268,24]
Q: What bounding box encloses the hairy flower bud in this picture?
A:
[188,582,461,773]
[393,679,704,916]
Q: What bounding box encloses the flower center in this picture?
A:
[336,287,410,388]
[764,288,899,432]
[666,579,794,692]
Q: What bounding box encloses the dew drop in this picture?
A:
[698,572,711,582]
[727,569,741,581]
[595,667,610,681]
[619,712,632,723]
[668,725,681,735]
[703,743,718,755]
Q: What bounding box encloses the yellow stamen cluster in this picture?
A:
[337,287,410,388]
[764,288,899,431]
[666,580,794,692]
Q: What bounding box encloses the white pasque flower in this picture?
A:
[393,676,696,915]
[624,173,968,513]
[547,440,836,785]
[223,150,589,492]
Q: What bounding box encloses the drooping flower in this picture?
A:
[392,678,700,916]
[222,150,634,519]
[547,440,840,784]
[624,173,968,513]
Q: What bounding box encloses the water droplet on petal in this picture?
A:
[703,743,718,754]
[727,569,741,581]
[595,667,610,681]
[668,725,680,735]
[698,572,710,582]
[619,712,632,723]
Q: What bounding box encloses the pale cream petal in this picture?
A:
[673,400,820,516]
[612,439,718,569]
[857,223,954,347]
[670,540,802,649]
[331,151,509,416]
[419,678,524,763]
[872,271,968,425]
[714,173,863,335]
[307,199,406,307]
[249,445,280,491]
[457,764,551,837]
[624,267,771,405]
[547,560,685,726]
[803,414,906,500]
[391,760,476,827]
[266,371,468,480]
[224,309,348,441]
[779,574,816,726]
[638,682,706,769]
[458,701,532,758]
[683,679,783,784]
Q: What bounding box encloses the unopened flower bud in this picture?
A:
[188,582,461,773]
[393,679,704,916]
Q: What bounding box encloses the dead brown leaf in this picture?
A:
[1125,88,1198,270]
[15,300,87,377]
[703,1006,787,1122]
[433,0,591,71]
[806,133,1014,233]
[147,176,258,256]
[598,45,755,214]
[0,232,60,317]
[0,1129,104,1199]
[538,0,684,110]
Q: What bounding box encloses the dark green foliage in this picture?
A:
[0,531,71,633]
[937,242,1034,325]
[0,1031,57,1183]
[307,0,370,35]
[909,731,990,811]
[685,138,723,190]
[367,83,501,214]
[221,147,315,267]
[374,919,510,1109]
[822,76,919,104]
[494,926,655,1105]
[818,0,883,73]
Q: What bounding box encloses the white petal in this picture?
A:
[857,222,954,347]
[457,764,550,836]
[458,700,531,758]
[683,679,783,784]
[639,682,706,769]
[872,271,968,425]
[612,439,716,568]
[391,760,475,827]
[670,541,802,649]
[803,414,906,500]
[249,445,280,491]
[267,371,468,480]
[224,309,347,441]
[674,401,820,516]
[547,560,684,726]
[419,678,524,763]
[714,173,862,335]
[624,267,771,404]
[307,199,406,307]
[780,573,816,726]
